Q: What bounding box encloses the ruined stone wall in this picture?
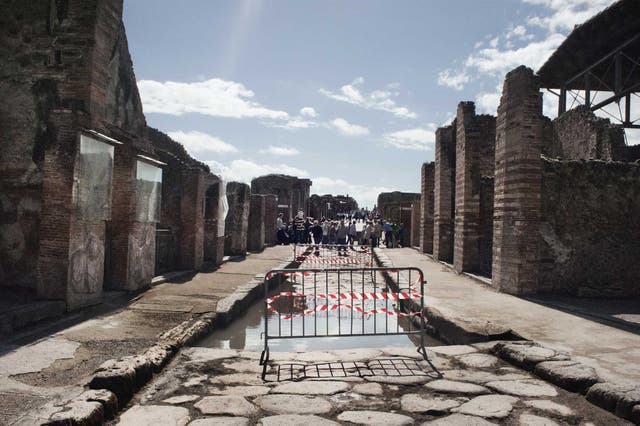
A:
[550,106,626,161]
[492,66,543,295]
[309,194,358,219]
[263,194,278,245]
[539,159,640,296]
[411,202,421,247]
[377,192,419,247]
[478,177,494,277]
[225,182,250,256]
[252,174,312,220]
[454,102,496,274]
[419,162,435,254]
[433,125,456,263]
[248,194,266,252]
[203,175,223,264]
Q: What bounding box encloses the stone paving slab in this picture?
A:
[114,346,631,425]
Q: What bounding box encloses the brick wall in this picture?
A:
[454,102,496,274]
[419,162,435,254]
[433,125,456,263]
[478,177,494,277]
[179,169,205,270]
[248,194,266,252]
[492,66,543,295]
[225,181,250,255]
[252,174,312,219]
[539,159,640,296]
[411,202,421,247]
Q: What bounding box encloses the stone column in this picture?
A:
[248,194,266,252]
[179,169,205,270]
[263,194,278,244]
[492,66,543,295]
[420,162,435,253]
[433,125,456,263]
[225,182,250,256]
[411,202,421,247]
[454,102,496,273]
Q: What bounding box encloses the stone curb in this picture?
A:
[43,257,296,425]
[373,249,640,424]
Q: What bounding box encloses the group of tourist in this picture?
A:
[276,210,406,248]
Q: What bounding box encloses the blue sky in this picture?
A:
[123,0,617,208]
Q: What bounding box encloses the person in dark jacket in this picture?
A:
[310,220,323,255]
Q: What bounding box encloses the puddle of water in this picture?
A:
[198,296,442,352]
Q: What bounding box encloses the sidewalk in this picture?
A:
[0,245,293,426]
[381,248,640,385]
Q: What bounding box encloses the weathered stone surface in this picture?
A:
[534,360,600,393]
[523,399,573,417]
[453,395,518,418]
[48,400,103,425]
[352,383,383,396]
[586,382,640,419]
[81,389,118,420]
[430,345,478,356]
[260,414,340,426]
[421,413,497,425]
[518,414,560,426]
[162,395,200,404]
[209,373,263,386]
[364,375,434,385]
[183,348,238,363]
[400,394,466,414]
[631,404,640,424]
[272,381,349,395]
[222,360,265,374]
[485,379,557,397]
[194,396,257,416]
[424,379,490,395]
[442,369,530,384]
[88,359,136,405]
[492,342,569,371]
[188,418,249,426]
[209,386,270,397]
[456,353,499,368]
[254,395,332,415]
[337,410,413,426]
[118,405,190,426]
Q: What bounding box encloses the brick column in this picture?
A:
[225,182,250,255]
[420,162,435,253]
[454,103,496,273]
[433,126,456,262]
[263,194,278,244]
[411,202,421,247]
[179,169,205,270]
[248,194,266,252]
[492,66,543,295]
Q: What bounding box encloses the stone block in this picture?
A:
[534,360,600,393]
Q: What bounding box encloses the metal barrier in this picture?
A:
[259,267,427,379]
[293,243,374,268]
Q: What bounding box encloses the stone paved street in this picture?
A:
[113,345,631,425]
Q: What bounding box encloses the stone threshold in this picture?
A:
[373,248,640,424]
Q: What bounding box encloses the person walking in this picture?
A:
[276,213,286,245]
[321,219,330,244]
[373,220,382,247]
[335,220,348,255]
[383,221,393,248]
[294,210,305,244]
[310,220,323,254]
[347,220,357,247]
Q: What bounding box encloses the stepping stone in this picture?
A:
[421,413,497,425]
[352,383,383,396]
[485,379,558,397]
[524,400,573,417]
[163,395,200,404]
[400,394,466,414]
[424,379,490,395]
[518,414,560,426]
[492,342,569,371]
[260,414,340,426]
[534,360,600,393]
[208,386,270,397]
[188,418,249,426]
[455,353,499,368]
[272,381,349,395]
[452,395,518,418]
[209,373,263,386]
[118,405,190,426]
[254,394,333,414]
[337,410,413,426]
[194,396,258,416]
[430,345,478,356]
[442,369,529,384]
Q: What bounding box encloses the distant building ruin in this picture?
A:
[377,192,420,247]
[251,174,311,220]
[309,194,358,219]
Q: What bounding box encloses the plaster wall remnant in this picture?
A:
[454,102,496,275]
[225,182,251,256]
[433,125,456,263]
[492,66,543,295]
[419,162,435,254]
[377,192,420,247]
[248,194,266,252]
[251,174,312,220]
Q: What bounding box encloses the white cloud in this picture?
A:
[327,118,370,136]
[311,176,393,209]
[259,146,300,156]
[300,107,318,118]
[166,130,238,155]
[319,77,417,119]
[268,117,317,130]
[382,126,436,151]
[138,77,290,120]
[207,159,308,184]
[475,87,502,115]
[523,0,615,33]
[437,69,470,91]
